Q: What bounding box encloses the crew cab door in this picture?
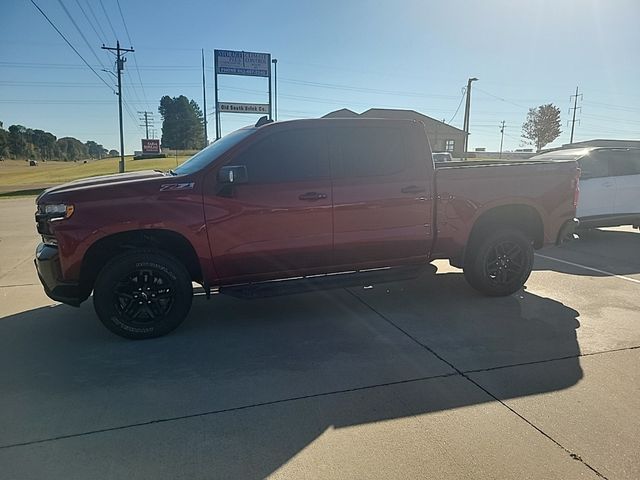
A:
[203,126,332,281]
[328,121,434,268]
[576,152,614,218]
[609,149,640,216]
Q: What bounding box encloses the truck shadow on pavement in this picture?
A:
[0,272,583,479]
[535,227,640,276]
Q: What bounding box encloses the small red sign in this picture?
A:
[142,139,160,154]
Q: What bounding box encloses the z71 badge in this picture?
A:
[159,182,195,192]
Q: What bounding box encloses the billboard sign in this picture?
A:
[218,102,270,114]
[141,139,161,154]
[215,50,270,77]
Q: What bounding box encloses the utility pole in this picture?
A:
[569,86,582,144]
[138,111,153,139]
[499,121,506,158]
[272,58,278,121]
[102,40,134,173]
[201,49,208,147]
[462,77,478,154]
[214,51,220,140]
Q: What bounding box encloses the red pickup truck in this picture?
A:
[35,118,579,339]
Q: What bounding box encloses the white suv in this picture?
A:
[531,147,640,229]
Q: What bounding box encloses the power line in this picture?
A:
[28,0,114,93]
[114,0,150,111]
[583,100,640,113]
[474,87,528,109]
[115,0,133,45]
[280,77,459,99]
[73,0,105,44]
[98,0,118,40]
[82,0,109,43]
[448,89,466,123]
[56,0,108,70]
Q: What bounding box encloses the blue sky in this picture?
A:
[2,0,639,154]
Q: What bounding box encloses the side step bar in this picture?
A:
[219,264,432,299]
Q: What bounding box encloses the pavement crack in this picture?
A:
[0,371,457,451]
[346,288,610,480]
[462,344,640,375]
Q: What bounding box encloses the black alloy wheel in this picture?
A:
[464,228,534,296]
[483,240,526,287]
[93,251,193,339]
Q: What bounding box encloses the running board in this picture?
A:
[219,265,431,299]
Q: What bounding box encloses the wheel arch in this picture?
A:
[465,204,544,259]
[79,229,202,297]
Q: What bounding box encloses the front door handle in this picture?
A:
[401,185,426,194]
[299,191,327,201]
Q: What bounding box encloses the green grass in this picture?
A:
[0,155,192,194]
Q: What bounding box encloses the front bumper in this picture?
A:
[34,243,84,306]
[556,218,580,245]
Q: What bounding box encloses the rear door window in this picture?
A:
[330,126,408,178]
[232,128,329,184]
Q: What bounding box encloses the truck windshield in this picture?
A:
[173,127,255,175]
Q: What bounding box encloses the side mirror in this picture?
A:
[218,165,248,185]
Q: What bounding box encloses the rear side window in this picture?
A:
[232,128,329,183]
[330,126,408,178]
[578,154,609,180]
[607,150,640,176]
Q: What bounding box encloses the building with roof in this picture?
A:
[323,108,467,157]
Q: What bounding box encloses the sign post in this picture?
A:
[214,49,272,140]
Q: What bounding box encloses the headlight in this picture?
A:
[42,203,75,220]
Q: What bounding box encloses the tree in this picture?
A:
[56,137,88,161]
[158,95,204,150]
[85,140,107,159]
[108,149,119,157]
[0,123,9,158]
[522,104,562,151]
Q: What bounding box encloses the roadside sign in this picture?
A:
[218,102,270,114]
[142,139,160,154]
[215,50,270,77]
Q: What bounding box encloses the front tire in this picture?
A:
[93,250,193,339]
[463,229,534,296]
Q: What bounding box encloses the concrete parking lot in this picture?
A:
[0,196,638,479]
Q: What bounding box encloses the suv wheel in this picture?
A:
[463,229,534,296]
[93,250,193,339]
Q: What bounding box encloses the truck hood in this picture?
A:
[37,170,166,202]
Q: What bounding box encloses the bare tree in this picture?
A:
[522,104,562,151]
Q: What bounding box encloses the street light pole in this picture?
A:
[462,77,478,155]
[272,58,278,121]
[499,120,505,158]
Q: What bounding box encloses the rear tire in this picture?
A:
[93,250,193,339]
[463,229,534,296]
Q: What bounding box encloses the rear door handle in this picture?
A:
[298,191,327,201]
[401,185,426,194]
